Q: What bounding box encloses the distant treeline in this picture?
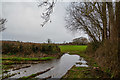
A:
[58,42,88,45]
[2,41,60,55]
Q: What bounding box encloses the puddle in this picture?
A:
[1,53,88,79]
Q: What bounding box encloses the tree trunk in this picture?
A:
[102,2,107,41]
[115,1,120,77]
[107,2,115,41]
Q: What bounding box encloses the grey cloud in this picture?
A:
[1,2,88,43]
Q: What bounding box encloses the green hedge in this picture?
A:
[2,41,60,55]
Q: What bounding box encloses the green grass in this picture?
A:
[2,63,15,70]
[2,73,17,79]
[61,64,110,79]
[2,57,39,61]
[40,57,55,60]
[59,45,87,53]
[2,60,15,65]
[61,66,93,78]
[17,67,52,80]
[59,45,111,79]
[2,57,55,61]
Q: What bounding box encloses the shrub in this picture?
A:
[86,41,102,55]
[86,40,119,77]
[2,41,60,55]
[41,44,60,54]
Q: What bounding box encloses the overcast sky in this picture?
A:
[0,1,88,43]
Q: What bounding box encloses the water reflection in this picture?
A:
[2,53,88,79]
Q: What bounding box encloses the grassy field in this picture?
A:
[59,45,87,53]
[59,45,111,79]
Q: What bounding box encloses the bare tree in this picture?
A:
[73,37,88,45]
[115,1,120,77]
[38,0,57,27]
[65,2,105,42]
[47,38,52,43]
[0,18,6,32]
[65,2,117,42]
[66,1,120,77]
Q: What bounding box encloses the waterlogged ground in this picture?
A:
[1,53,88,79]
[1,45,111,79]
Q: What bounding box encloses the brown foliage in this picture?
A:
[2,41,61,57]
[86,39,119,77]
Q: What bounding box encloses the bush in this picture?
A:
[41,44,60,54]
[2,41,61,55]
[86,40,119,77]
[94,40,119,77]
[86,41,102,54]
